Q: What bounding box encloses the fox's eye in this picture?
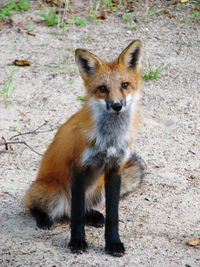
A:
[98,85,108,94]
[121,82,129,89]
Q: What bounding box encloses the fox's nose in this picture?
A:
[111,102,122,112]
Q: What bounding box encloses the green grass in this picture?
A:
[88,9,98,21]
[26,19,35,31]
[67,79,75,86]
[40,9,86,27]
[76,95,85,102]
[40,8,58,26]
[146,5,163,17]
[17,0,29,10]
[0,0,30,21]
[40,8,68,28]
[191,10,200,18]
[122,12,138,31]
[143,63,165,81]
[70,17,86,26]
[90,0,121,12]
[0,67,17,105]
[15,122,21,131]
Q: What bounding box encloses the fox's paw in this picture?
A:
[68,239,88,254]
[36,216,53,230]
[30,208,53,230]
[105,242,125,257]
[85,209,105,228]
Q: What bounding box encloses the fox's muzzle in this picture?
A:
[106,99,126,113]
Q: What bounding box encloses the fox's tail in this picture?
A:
[121,153,146,198]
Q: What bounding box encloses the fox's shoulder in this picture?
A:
[56,104,93,136]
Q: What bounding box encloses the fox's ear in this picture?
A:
[118,40,143,71]
[75,49,103,80]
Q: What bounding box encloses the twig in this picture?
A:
[1,121,56,156]
[10,121,49,140]
[3,191,17,199]
[2,136,8,150]
[0,139,42,156]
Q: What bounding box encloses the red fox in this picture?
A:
[24,40,145,257]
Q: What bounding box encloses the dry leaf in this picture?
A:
[186,238,200,246]
[193,7,200,11]
[180,0,189,3]
[162,10,176,19]
[97,11,107,20]
[27,31,36,36]
[16,22,27,28]
[43,0,65,6]
[0,18,13,30]
[13,60,31,67]
[65,19,74,25]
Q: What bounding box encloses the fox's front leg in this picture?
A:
[68,168,88,253]
[105,167,125,257]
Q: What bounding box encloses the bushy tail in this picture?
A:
[121,153,146,198]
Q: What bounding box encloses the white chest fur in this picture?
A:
[81,99,135,167]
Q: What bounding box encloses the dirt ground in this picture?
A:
[0,1,200,266]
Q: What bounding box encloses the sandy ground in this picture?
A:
[0,1,200,266]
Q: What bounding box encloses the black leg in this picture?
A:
[68,168,88,254]
[85,209,105,228]
[30,208,53,230]
[104,168,125,257]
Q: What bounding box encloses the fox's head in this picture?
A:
[75,40,143,114]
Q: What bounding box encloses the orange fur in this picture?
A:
[24,40,144,221]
